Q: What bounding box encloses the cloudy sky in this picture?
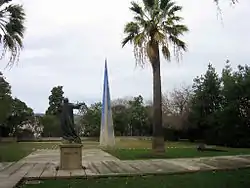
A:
[0,0,249,113]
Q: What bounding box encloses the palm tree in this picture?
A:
[0,0,25,67]
[122,0,188,153]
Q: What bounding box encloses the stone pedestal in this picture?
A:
[59,144,83,170]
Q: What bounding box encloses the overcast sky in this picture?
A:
[0,0,249,113]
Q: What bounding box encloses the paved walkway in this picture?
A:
[1,149,250,188]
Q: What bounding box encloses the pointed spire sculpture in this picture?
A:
[100,59,115,147]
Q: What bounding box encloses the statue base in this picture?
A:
[59,144,83,170]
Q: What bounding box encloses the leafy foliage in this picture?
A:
[40,115,61,137]
[217,62,250,147]
[77,96,151,137]
[0,0,26,67]
[188,64,222,140]
[7,97,34,136]
[80,102,102,137]
[122,0,188,65]
[127,95,151,136]
[0,71,34,137]
[187,62,250,147]
[46,86,64,115]
[40,86,65,137]
[0,71,12,126]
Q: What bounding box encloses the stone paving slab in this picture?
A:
[1,149,250,188]
[1,162,26,176]
[165,158,216,171]
[20,148,119,164]
[13,154,250,180]
[40,163,57,179]
[25,163,47,178]
[82,161,99,176]
[0,162,13,172]
[237,155,250,161]
[0,163,34,188]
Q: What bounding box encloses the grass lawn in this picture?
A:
[105,147,250,160]
[1,138,250,162]
[113,139,196,149]
[0,139,194,162]
[21,168,250,188]
[0,141,100,162]
[0,142,60,162]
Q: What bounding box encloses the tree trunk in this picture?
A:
[149,43,165,153]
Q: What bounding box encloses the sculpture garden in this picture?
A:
[0,0,250,187]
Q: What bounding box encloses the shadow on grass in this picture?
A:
[140,148,228,159]
[105,147,247,160]
[198,148,227,152]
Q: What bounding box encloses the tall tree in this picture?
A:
[122,0,188,152]
[219,62,250,147]
[46,86,64,115]
[80,102,102,137]
[7,97,34,136]
[128,95,150,136]
[0,72,35,137]
[162,85,192,130]
[0,0,25,66]
[40,115,61,137]
[188,63,222,142]
[0,71,12,135]
[112,104,129,136]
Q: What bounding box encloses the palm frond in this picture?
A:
[162,45,171,61]
[174,24,189,33]
[169,16,183,22]
[160,0,171,10]
[169,35,187,51]
[13,34,22,47]
[6,18,25,37]
[124,22,140,34]
[122,35,134,47]
[0,0,12,7]
[143,0,156,9]
[6,5,25,20]
[134,15,147,27]
[130,1,143,16]
[164,24,188,36]
[161,0,175,12]
[133,32,146,47]
[122,22,142,47]
[0,2,25,66]
[159,0,175,22]
[122,0,188,65]
[168,5,182,15]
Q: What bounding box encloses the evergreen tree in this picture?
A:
[188,63,222,142]
[46,86,64,115]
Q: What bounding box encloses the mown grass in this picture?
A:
[113,138,196,149]
[0,141,100,162]
[0,142,59,162]
[21,168,250,188]
[105,147,250,160]
[1,138,250,162]
[0,138,194,162]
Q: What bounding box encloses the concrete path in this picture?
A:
[1,149,250,188]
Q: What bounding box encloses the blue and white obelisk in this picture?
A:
[100,59,115,147]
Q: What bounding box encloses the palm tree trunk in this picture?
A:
[150,44,165,153]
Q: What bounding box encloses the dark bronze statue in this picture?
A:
[59,98,83,143]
